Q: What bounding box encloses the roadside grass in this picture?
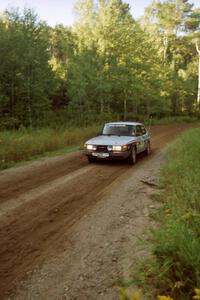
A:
[148,115,198,126]
[129,127,200,299]
[0,126,99,169]
[117,127,200,299]
[0,117,198,170]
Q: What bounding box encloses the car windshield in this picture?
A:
[102,124,135,136]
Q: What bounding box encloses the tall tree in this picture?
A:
[49,25,76,110]
[196,41,200,110]
[141,0,200,114]
[0,8,55,127]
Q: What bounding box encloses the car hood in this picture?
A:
[86,135,137,146]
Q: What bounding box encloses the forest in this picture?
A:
[0,0,200,129]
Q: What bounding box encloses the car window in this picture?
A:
[136,125,142,136]
[136,125,146,136]
[103,125,135,136]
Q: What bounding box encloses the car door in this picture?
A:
[135,125,144,153]
[140,125,148,151]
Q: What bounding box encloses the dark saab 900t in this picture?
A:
[84,122,151,164]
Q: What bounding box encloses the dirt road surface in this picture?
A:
[0,124,195,300]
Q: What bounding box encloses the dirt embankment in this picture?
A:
[0,123,195,300]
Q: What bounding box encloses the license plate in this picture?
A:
[92,152,109,158]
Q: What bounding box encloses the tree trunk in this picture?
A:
[100,70,104,113]
[100,98,104,113]
[11,80,14,117]
[123,90,127,120]
[163,36,168,65]
[27,68,32,128]
[196,42,200,112]
[133,102,138,114]
[198,56,200,111]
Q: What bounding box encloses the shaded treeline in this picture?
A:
[0,0,200,129]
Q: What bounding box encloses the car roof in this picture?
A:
[105,121,143,126]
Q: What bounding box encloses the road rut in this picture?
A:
[0,123,195,299]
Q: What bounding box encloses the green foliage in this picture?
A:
[141,0,200,115]
[0,0,200,128]
[0,125,99,169]
[0,8,56,127]
[144,128,200,298]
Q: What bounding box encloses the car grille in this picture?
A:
[96,145,108,152]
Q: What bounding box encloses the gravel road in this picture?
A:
[0,123,194,300]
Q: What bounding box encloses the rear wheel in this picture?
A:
[87,156,96,163]
[128,146,137,165]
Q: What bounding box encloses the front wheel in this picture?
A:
[128,146,137,165]
[87,156,96,163]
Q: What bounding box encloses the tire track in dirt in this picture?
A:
[0,123,196,299]
[0,163,128,299]
[0,152,87,204]
[0,165,96,221]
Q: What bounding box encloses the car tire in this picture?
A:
[88,156,96,163]
[145,141,151,155]
[128,146,137,165]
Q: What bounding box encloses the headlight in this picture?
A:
[112,145,122,151]
[86,144,96,150]
[112,145,128,151]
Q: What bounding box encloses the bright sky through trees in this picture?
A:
[0,0,199,26]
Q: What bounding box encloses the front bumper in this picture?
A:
[84,149,130,160]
